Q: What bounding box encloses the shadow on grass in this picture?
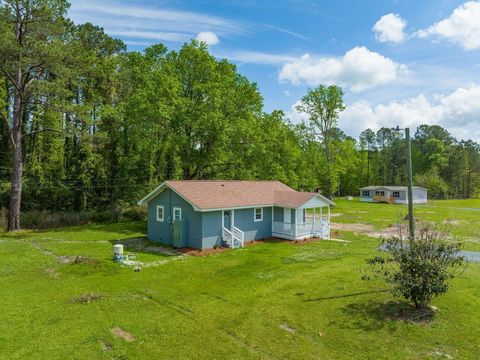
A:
[303,288,391,302]
[339,300,435,331]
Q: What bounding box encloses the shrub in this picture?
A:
[365,223,464,309]
[122,206,147,221]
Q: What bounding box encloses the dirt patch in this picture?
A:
[111,326,135,342]
[178,246,232,256]
[71,292,103,304]
[57,255,100,265]
[331,222,376,233]
[442,219,463,225]
[101,340,113,352]
[331,222,416,238]
[279,323,297,333]
[44,268,60,278]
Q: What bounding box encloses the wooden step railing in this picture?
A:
[222,226,244,248]
[373,195,395,203]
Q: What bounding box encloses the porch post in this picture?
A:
[313,207,316,223]
[271,206,274,234]
[327,206,330,223]
[320,206,323,222]
[231,210,235,231]
[294,209,297,239]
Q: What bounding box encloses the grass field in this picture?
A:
[332,198,480,251]
[1,204,479,359]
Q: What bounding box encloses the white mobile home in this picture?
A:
[360,186,428,204]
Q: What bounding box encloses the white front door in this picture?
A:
[284,208,291,230]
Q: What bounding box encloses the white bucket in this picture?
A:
[113,244,124,261]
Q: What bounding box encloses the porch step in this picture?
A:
[222,226,244,248]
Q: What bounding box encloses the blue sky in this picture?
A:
[69,0,480,141]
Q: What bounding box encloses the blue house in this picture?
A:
[138,180,334,250]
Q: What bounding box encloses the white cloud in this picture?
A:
[372,13,407,43]
[279,46,408,92]
[286,100,307,124]
[196,31,220,45]
[338,84,480,141]
[283,90,290,97]
[108,30,190,42]
[416,1,480,50]
[69,0,242,44]
[218,50,299,65]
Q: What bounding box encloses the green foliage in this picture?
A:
[366,223,464,308]
[414,167,449,198]
[1,0,479,219]
[296,85,346,198]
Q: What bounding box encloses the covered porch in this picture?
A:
[272,205,331,240]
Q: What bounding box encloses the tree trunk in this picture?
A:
[8,70,23,231]
[367,149,370,184]
[324,136,333,199]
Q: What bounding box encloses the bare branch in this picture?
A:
[0,63,21,92]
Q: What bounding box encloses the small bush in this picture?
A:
[365,223,464,309]
[0,208,6,230]
[0,206,146,231]
[122,206,147,221]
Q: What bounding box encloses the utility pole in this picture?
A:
[405,128,414,240]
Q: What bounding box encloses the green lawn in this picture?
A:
[1,221,479,359]
[333,198,480,251]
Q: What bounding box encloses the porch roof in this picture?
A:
[138,180,334,211]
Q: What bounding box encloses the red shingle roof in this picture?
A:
[138,180,333,210]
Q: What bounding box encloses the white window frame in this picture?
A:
[375,191,385,196]
[254,207,263,222]
[173,207,182,221]
[393,191,400,198]
[156,205,164,222]
[362,190,370,197]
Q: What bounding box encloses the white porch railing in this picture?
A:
[222,226,244,248]
[272,220,330,240]
[233,226,244,248]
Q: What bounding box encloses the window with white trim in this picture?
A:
[173,207,182,221]
[375,190,385,196]
[156,206,164,222]
[254,207,263,222]
[362,190,370,197]
[393,191,400,198]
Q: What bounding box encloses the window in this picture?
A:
[375,190,385,196]
[254,207,263,222]
[393,191,400,198]
[362,190,370,197]
[156,206,164,222]
[173,207,182,221]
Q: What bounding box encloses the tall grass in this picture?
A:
[0,206,146,231]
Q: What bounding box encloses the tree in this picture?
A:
[296,85,345,198]
[366,223,464,309]
[0,0,70,230]
[414,167,448,199]
[359,129,376,185]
